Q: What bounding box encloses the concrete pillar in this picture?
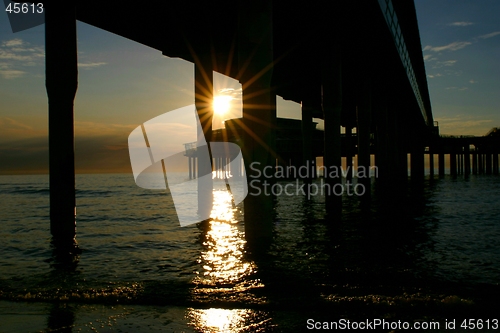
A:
[411,146,424,181]
[459,147,465,175]
[322,44,342,218]
[194,57,213,218]
[478,151,483,174]
[357,81,372,198]
[399,145,408,180]
[234,154,242,177]
[464,145,471,176]
[472,151,478,175]
[493,153,499,175]
[486,152,492,174]
[213,157,218,178]
[239,0,275,242]
[189,157,193,180]
[438,152,445,176]
[429,150,434,178]
[384,106,398,180]
[46,3,78,248]
[345,125,354,182]
[450,153,457,176]
[193,157,197,179]
[301,103,314,192]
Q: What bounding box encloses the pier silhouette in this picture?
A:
[43,1,500,248]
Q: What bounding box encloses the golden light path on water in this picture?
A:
[188,188,270,332]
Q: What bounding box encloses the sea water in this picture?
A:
[1,173,500,332]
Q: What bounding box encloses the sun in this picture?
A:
[213,95,232,116]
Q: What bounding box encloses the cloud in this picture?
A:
[217,87,242,99]
[431,60,458,70]
[423,54,437,62]
[75,121,135,137]
[427,73,442,79]
[2,39,23,47]
[0,117,46,140]
[0,39,44,61]
[469,79,477,84]
[442,60,457,66]
[423,41,471,52]
[445,86,468,91]
[435,116,493,136]
[78,62,107,69]
[0,50,35,61]
[0,134,133,174]
[0,117,32,130]
[0,120,138,174]
[448,22,474,27]
[0,38,44,79]
[479,31,500,39]
[0,69,26,79]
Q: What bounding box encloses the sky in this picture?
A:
[0,1,499,174]
[414,0,500,135]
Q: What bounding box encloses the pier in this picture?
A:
[43,0,500,246]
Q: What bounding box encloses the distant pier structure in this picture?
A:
[44,0,499,247]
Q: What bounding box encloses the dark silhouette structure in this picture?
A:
[44,0,497,247]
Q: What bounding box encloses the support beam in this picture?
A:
[345,126,354,182]
[486,152,492,175]
[397,132,408,181]
[438,152,445,176]
[429,150,434,178]
[478,151,483,174]
[459,151,463,175]
[322,44,342,218]
[301,102,314,192]
[357,81,372,198]
[46,3,78,248]
[410,146,424,182]
[464,145,470,176]
[472,151,478,175]
[493,153,499,175]
[189,157,193,180]
[239,0,275,243]
[194,57,214,218]
[450,153,457,177]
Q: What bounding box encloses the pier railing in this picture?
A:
[184,142,197,156]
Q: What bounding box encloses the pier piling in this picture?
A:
[46,3,78,248]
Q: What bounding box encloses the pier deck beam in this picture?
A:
[46,3,78,248]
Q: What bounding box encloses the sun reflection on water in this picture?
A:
[188,308,245,332]
[195,189,258,285]
[190,189,268,331]
[187,308,275,333]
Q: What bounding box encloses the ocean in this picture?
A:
[1,173,500,332]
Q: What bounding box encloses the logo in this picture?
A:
[128,105,248,227]
[3,0,45,33]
